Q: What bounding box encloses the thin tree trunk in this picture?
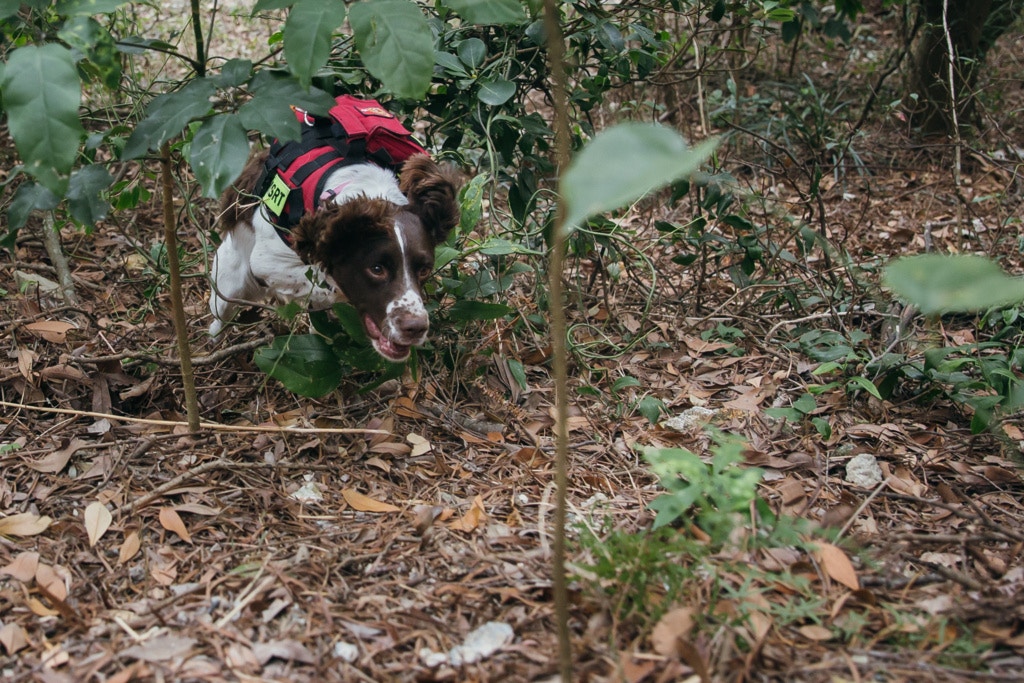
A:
[909,0,1023,134]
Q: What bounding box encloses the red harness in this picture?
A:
[255,95,427,231]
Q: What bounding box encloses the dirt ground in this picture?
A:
[3,8,1024,683]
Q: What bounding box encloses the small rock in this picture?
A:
[448,621,514,666]
[845,453,883,488]
[663,406,717,432]
[333,641,359,663]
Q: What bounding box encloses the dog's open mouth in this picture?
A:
[363,315,413,362]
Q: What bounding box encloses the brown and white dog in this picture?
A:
[209,153,460,362]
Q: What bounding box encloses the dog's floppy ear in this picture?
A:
[292,199,395,268]
[399,154,462,245]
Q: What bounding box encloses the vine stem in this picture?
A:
[941,0,961,187]
[542,0,573,678]
[160,142,200,432]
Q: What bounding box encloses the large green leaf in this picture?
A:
[0,44,85,194]
[189,114,251,199]
[477,78,515,105]
[350,0,434,99]
[284,0,347,87]
[58,0,130,15]
[66,164,113,225]
[122,78,217,159]
[883,254,1024,315]
[6,183,59,237]
[254,335,344,397]
[252,0,294,12]
[561,123,718,231]
[444,0,526,24]
[241,73,336,141]
[448,300,514,321]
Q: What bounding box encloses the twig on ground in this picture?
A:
[0,400,388,437]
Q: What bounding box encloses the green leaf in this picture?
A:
[284,0,347,87]
[189,114,251,199]
[58,0,129,15]
[0,44,85,194]
[254,335,343,397]
[350,0,434,99]
[612,376,641,393]
[477,78,515,106]
[6,182,59,236]
[66,164,113,225]
[447,300,514,321]
[238,97,301,142]
[242,74,335,141]
[561,123,717,231]
[457,37,486,68]
[253,0,293,11]
[474,237,543,256]
[637,395,666,424]
[435,51,469,77]
[845,376,883,400]
[434,245,461,270]
[215,58,254,88]
[444,0,526,24]
[122,78,217,159]
[459,173,486,233]
[507,358,528,391]
[883,254,1024,315]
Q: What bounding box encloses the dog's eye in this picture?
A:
[369,263,387,279]
[417,265,433,281]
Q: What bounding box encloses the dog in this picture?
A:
[209,151,461,362]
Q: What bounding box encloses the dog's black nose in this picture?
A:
[399,316,429,340]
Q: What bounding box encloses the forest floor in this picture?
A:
[2,8,1024,683]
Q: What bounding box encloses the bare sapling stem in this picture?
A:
[160,142,201,432]
[542,0,574,678]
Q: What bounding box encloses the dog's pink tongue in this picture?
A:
[363,315,410,361]
[363,314,382,341]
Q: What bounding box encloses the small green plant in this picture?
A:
[574,429,833,637]
[644,431,763,543]
[253,303,409,398]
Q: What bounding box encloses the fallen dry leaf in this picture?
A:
[24,437,89,474]
[24,320,76,343]
[407,432,432,456]
[798,624,834,641]
[816,542,860,590]
[27,597,61,617]
[121,634,197,663]
[0,551,40,581]
[0,512,54,536]
[651,606,696,657]
[342,488,401,513]
[449,494,486,532]
[159,507,193,543]
[85,501,113,547]
[119,530,142,564]
[252,639,316,665]
[0,623,28,655]
[35,563,68,601]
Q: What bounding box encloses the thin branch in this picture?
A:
[0,399,388,436]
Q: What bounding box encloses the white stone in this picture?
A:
[844,453,883,488]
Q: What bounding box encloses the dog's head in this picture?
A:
[291,155,460,362]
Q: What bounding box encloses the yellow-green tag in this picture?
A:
[262,174,290,216]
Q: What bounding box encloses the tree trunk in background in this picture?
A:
[910,0,1023,134]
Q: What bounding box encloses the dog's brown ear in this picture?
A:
[292,199,395,268]
[399,154,462,245]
